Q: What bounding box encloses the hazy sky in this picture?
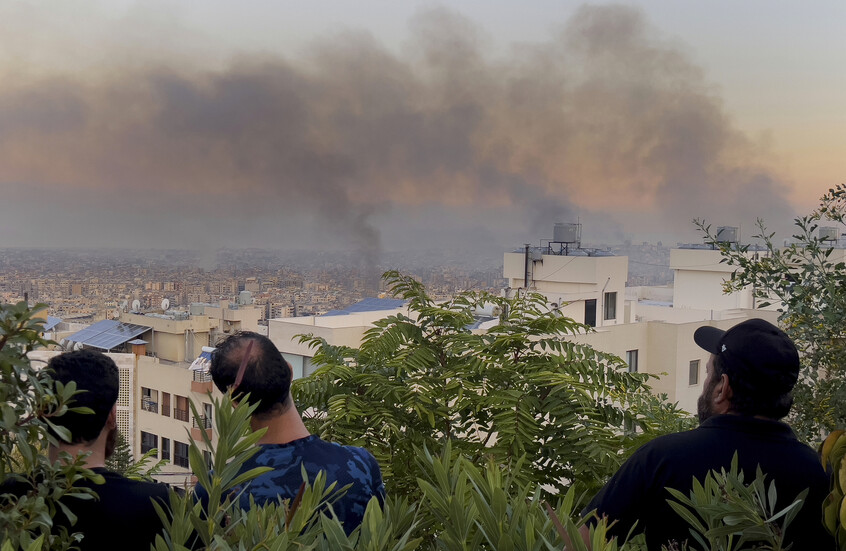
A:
[1,1,844,256]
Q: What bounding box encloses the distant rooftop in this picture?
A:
[44,316,62,332]
[67,319,150,351]
[511,245,615,257]
[321,297,406,317]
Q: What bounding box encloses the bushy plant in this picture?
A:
[666,456,807,551]
[0,303,103,550]
[152,392,422,551]
[294,271,691,501]
[821,430,846,549]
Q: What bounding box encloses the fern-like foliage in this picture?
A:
[293,271,689,500]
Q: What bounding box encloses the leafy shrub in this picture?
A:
[294,271,691,501]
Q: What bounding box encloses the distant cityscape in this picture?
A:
[0,243,672,321]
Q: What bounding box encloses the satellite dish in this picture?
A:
[120,300,128,311]
[59,338,68,349]
[73,342,83,351]
[161,298,170,311]
[112,308,120,319]
[131,299,141,311]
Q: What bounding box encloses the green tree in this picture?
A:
[696,184,846,440]
[293,270,691,500]
[104,430,133,476]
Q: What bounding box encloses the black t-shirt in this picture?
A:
[3,468,172,551]
[584,415,834,550]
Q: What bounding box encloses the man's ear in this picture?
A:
[714,373,734,405]
[107,405,117,429]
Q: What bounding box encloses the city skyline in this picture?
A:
[1,1,844,255]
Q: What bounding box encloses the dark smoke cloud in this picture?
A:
[0,4,796,255]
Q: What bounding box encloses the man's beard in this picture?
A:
[696,392,713,424]
[697,376,720,424]
[104,426,118,459]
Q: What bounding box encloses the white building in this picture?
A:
[268,298,407,379]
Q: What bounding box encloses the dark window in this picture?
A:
[174,395,189,422]
[174,441,190,468]
[161,437,171,461]
[604,292,617,320]
[584,299,597,327]
[689,360,700,385]
[626,350,638,373]
[202,450,213,470]
[140,431,157,455]
[161,392,170,417]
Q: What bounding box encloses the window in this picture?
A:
[626,350,638,373]
[161,392,171,417]
[161,437,171,461]
[584,299,597,327]
[604,292,617,320]
[174,395,189,422]
[141,387,158,413]
[174,441,190,468]
[202,450,213,470]
[140,431,158,455]
[689,360,700,385]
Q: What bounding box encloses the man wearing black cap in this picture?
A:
[580,318,833,549]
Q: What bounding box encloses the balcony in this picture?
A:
[191,370,214,394]
[173,407,189,422]
[191,415,213,440]
[141,396,158,414]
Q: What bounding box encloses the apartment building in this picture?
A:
[57,298,261,483]
[267,298,406,379]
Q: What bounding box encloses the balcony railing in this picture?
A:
[173,407,189,422]
[141,397,158,414]
[191,370,214,393]
[192,371,213,383]
[193,416,212,429]
[191,415,213,440]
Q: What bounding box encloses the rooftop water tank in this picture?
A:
[553,223,580,244]
[819,226,839,242]
[716,226,738,243]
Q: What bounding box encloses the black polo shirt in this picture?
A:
[584,415,833,549]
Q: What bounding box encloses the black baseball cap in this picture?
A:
[693,318,800,394]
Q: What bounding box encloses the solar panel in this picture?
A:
[85,323,150,350]
[44,316,62,332]
[320,297,406,316]
[67,320,119,343]
[67,320,150,351]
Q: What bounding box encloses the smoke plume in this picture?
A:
[0,4,797,255]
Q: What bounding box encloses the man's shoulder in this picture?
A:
[94,470,172,501]
[259,436,377,464]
